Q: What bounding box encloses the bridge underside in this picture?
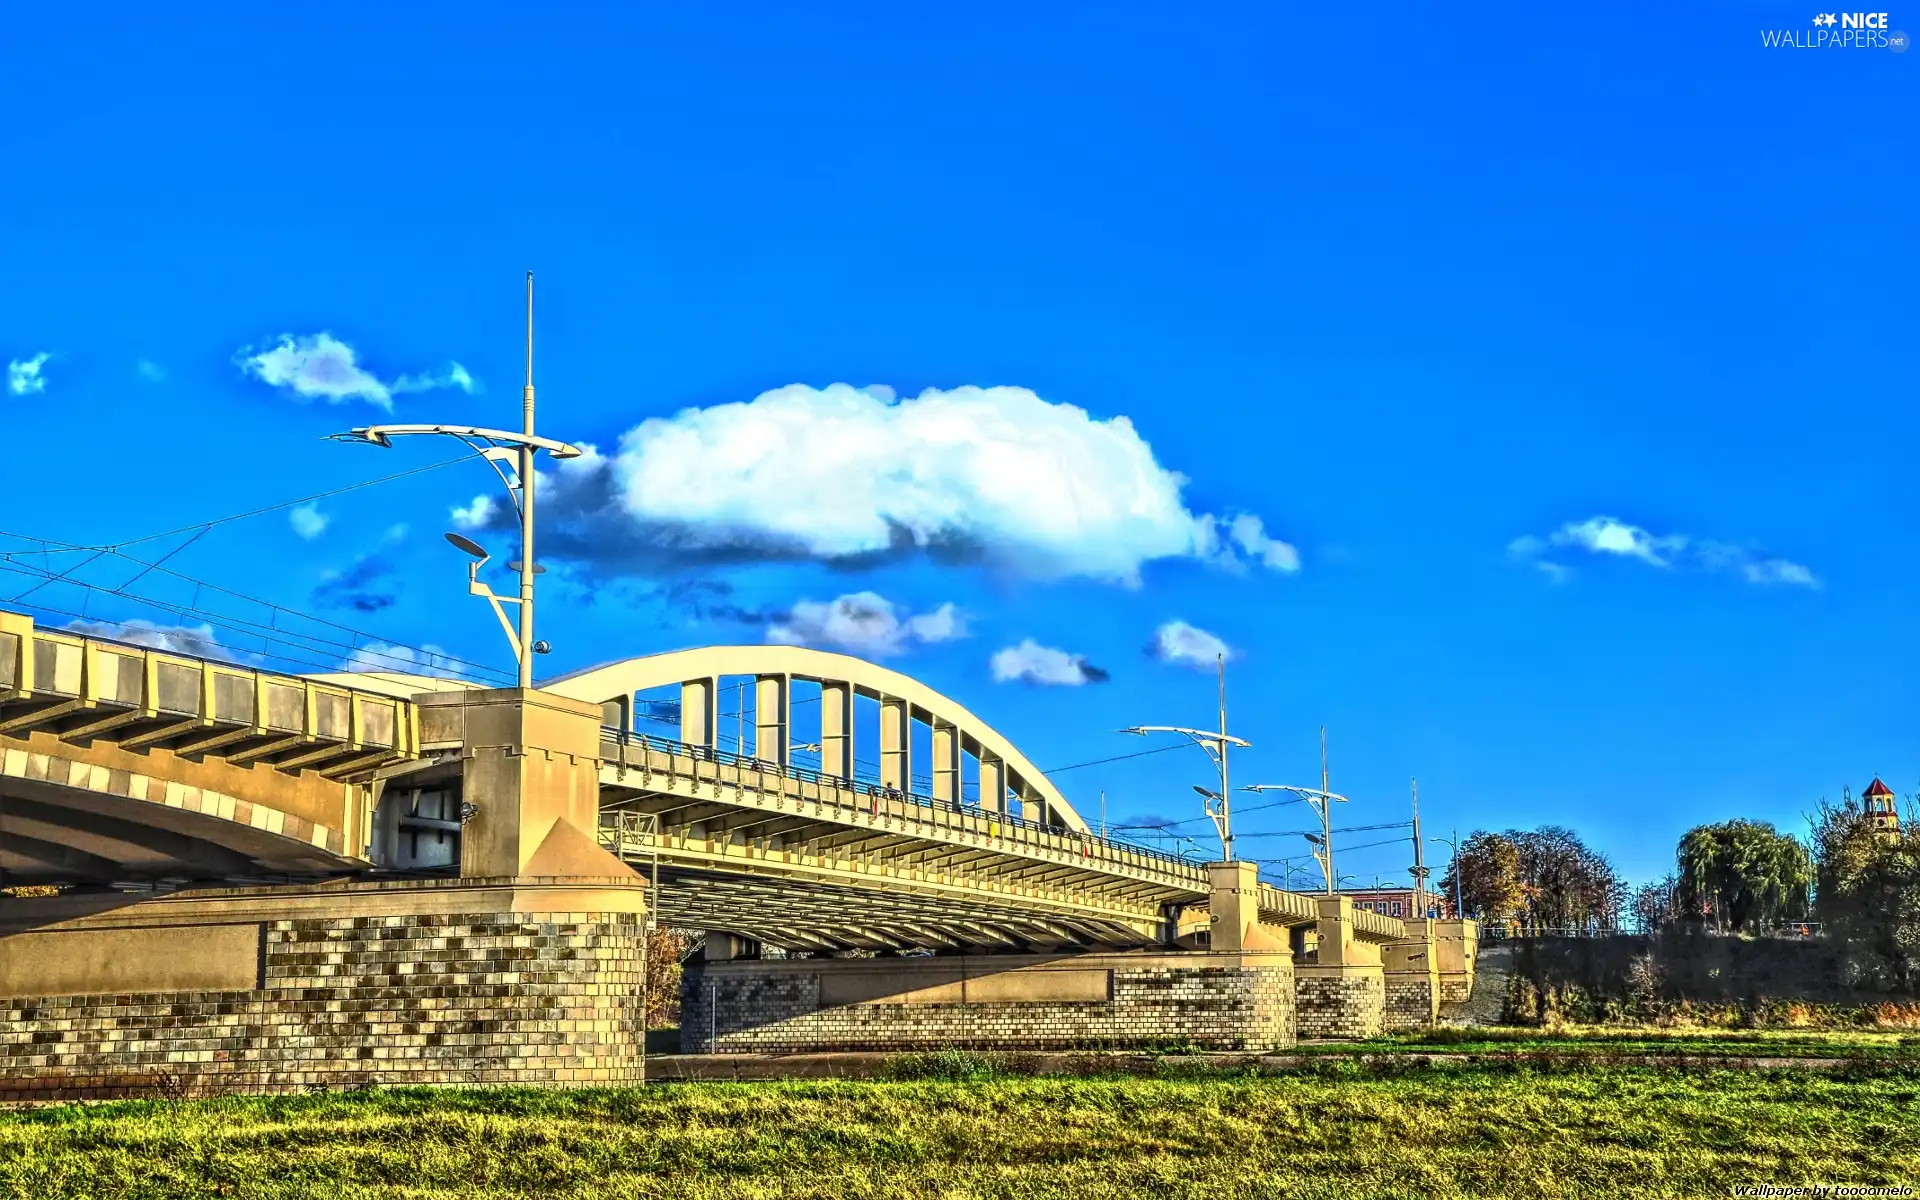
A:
[0,772,366,887]
[649,867,1159,953]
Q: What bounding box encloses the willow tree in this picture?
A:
[1675,819,1812,933]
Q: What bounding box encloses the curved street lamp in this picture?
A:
[1119,654,1247,861]
[330,275,582,688]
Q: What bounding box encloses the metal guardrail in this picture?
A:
[598,726,1207,877]
[0,614,418,772]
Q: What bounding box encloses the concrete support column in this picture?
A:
[1208,862,1290,952]
[1014,778,1045,825]
[879,697,908,791]
[1294,896,1386,1040]
[1435,918,1479,1008]
[1382,918,1441,1030]
[679,677,717,750]
[820,681,853,780]
[979,755,1006,816]
[753,674,788,766]
[415,687,638,882]
[931,722,959,806]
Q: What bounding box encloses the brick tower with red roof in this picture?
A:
[1862,777,1900,836]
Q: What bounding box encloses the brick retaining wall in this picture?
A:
[0,889,647,1100]
[682,953,1297,1053]
[1295,966,1385,1040]
[1383,972,1436,1031]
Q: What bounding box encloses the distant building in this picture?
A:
[1863,777,1901,836]
[1336,884,1452,920]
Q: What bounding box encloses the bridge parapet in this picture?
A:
[0,611,420,782]
[598,729,1210,892]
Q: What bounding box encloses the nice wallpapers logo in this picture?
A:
[1762,12,1910,49]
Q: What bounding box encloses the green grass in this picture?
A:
[4,1064,1919,1198]
[1310,1027,1920,1059]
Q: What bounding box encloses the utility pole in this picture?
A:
[1451,827,1462,917]
[516,272,536,689]
[331,273,581,685]
[1320,728,1333,895]
[1119,652,1248,862]
[1410,777,1428,917]
[1217,655,1232,861]
[1242,728,1348,895]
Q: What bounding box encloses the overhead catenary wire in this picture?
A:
[0,563,511,686]
[0,453,479,559]
[0,540,515,685]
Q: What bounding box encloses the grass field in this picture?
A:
[1322,1026,1920,1059]
[3,1062,1917,1199]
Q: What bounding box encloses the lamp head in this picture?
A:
[444,532,489,560]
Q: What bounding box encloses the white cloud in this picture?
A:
[63,619,232,660]
[1742,558,1817,587]
[451,493,499,531]
[765,591,967,658]
[453,385,1296,584]
[1202,513,1302,574]
[289,503,329,540]
[1151,620,1233,669]
[236,332,475,410]
[990,639,1109,686]
[344,642,458,674]
[136,359,166,383]
[1511,515,1817,589]
[8,353,49,396]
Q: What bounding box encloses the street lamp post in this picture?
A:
[1240,781,1349,895]
[1430,829,1464,918]
[331,274,582,687]
[1119,654,1248,861]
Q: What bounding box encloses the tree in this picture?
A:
[1674,819,1812,934]
[1631,874,1677,934]
[1810,793,1920,992]
[1507,826,1625,934]
[1441,831,1525,924]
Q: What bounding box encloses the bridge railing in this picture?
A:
[599,726,1207,879]
[0,612,418,774]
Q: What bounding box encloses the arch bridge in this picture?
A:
[0,613,1409,952]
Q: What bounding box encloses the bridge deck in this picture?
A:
[0,614,420,783]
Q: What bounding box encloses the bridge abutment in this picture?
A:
[0,875,649,1100]
[681,950,1297,1053]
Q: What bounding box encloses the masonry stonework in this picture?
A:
[1294,965,1385,1040]
[0,878,648,1100]
[1383,973,1436,1032]
[682,952,1297,1053]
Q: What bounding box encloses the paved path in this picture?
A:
[643,1049,1899,1081]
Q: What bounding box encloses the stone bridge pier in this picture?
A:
[1,684,650,1100]
[683,861,1471,1053]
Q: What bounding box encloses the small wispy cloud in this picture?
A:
[1204,514,1302,574]
[8,353,50,396]
[990,639,1109,686]
[289,503,329,540]
[236,332,475,411]
[765,592,967,658]
[1509,515,1818,588]
[345,642,458,675]
[136,359,166,383]
[313,524,410,612]
[62,618,236,662]
[1149,620,1234,669]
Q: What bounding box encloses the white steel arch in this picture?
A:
[542,646,1091,833]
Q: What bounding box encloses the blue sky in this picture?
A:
[1,2,1912,890]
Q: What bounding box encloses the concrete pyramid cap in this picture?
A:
[1240,921,1291,952]
[520,816,643,882]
